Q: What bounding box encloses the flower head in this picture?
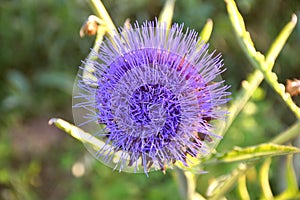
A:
[73,20,230,174]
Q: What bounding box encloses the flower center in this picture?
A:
[95,48,204,149]
[129,84,181,137]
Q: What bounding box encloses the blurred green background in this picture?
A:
[0,0,300,199]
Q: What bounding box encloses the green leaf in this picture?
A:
[266,14,298,70]
[259,158,273,200]
[237,174,250,200]
[207,143,300,164]
[199,19,213,43]
[271,120,300,144]
[284,154,298,195]
[206,163,248,200]
[275,154,298,199]
[174,169,207,200]
[34,71,73,93]
[224,0,246,37]
[225,0,265,70]
[226,0,300,118]
[48,118,105,151]
[158,0,175,29]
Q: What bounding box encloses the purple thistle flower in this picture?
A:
[73,20,230,175]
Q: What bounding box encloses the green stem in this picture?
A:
[88,0,116,36]
[264,71,300,118]
[81,1,118,85]
[271,120,300,144]
[209,121,300,199]
[184,171,197,200]
[174,169,188,200]
[221,69,264,135]
[225,0,300,119]
[48,118,104,151]
[82,27,106,85]
[208,1,300,198]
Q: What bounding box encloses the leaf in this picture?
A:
[206,163,248,200]
[286,79,300,97]
[48,118,105,151]
[34,71,74,93]
[225,0,264,69]
[237,174,250,200]
[284,154,298,195]
[266,14,298,69]
[275,154,298,199]
[206,143,300,164]
[199,19,213,43]
[226,0,300,118]
[259,158,273,200]
[224,0,246,37]
[173,169,206,200]
[158,0,175,29]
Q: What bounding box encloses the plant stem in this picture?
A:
[88,0,116,36]
[82,26,106,86]
[48,118,104,151]
[221,69,264,135]
[271,120,300,144]
[225,0,300,119]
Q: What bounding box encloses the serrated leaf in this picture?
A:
[226,0,300,118]
[225,0,261,61]
[209,143,300,164]
[224,0,246,36]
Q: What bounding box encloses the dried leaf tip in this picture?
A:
[286,79,300,97]
[80,15,103,37]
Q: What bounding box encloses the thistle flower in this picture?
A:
[73,20,230,175]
